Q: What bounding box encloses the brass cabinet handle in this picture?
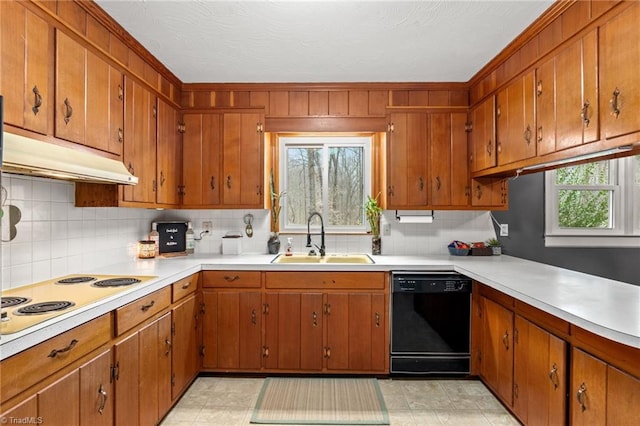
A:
[387,122,395,133]
[486,140,492,156]
[223,275,240,282]
[524,125,532,145]
[375,312,380,327]
[388,185,395,197]
[435,176,441,191]
[117,128,123,143]
[181,281,191,289]
[48,339,78,358]
[537,126,543,143]
[152,105,157,119]
[502,331,509,351]
[324,346,331,358]
[98,384,108,414]
[63,98,73,124]
[497,141,502,153]
[227,175,232,189]
[256,185,262,195]
[263,303,270,315]
[251,309,257,325]
[262,346,269,358]
[312,311,318,327]
[577,383,587,412]
[32,86,42,115]
[610,88,620,118]
[118,84,123,101]
[324,303,331,315]
[549,363,559,389]
[418,176,424,191]
[210,176,215,190]
[581,101,591,127]
[165,338,172,356]
[536,80,543,97]
[475,184,482,200]
[140,300,155,312]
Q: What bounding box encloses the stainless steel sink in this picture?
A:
[271,253,374,264]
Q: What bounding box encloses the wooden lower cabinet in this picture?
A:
[171,293,200,399]
[38,370,80,426]
[264,292,324,371]
[325,292,386,372]
[79,349,114,426]
[480,297,514,405]
[513,315,567,425]
[113,332,139,426]
[202,290,262,370]
[571,348,640,426]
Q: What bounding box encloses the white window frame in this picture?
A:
[278,134,373,233]
[545,155,640,247]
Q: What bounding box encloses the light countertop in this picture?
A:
[1,253,638,360]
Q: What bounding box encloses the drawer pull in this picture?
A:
[181,281,192,289]
[224,275,240,282]
[140,300,155,312]
[48,339,78,358]
[98,384,108,414]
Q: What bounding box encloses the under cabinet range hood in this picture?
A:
[1,132,138,185]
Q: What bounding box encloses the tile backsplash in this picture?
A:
[1,174,496,289]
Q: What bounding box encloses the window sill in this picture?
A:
[544,235,640,248]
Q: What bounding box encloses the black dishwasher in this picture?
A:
[390,271,472,375]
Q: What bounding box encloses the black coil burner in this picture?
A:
[1,296,32,309]
[15,301,76,315]
[56,276,97,285]
[93,278,141,288]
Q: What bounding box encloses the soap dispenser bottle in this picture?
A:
[186,222,195,254]
[286,237,293,256]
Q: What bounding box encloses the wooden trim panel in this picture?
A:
[265,271,385,290]
[202,271,261,288]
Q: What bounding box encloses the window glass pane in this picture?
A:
[555,161,610,185]
[557,189,611,228]
[327,146,364,227]
[285,146,322,226]
[635,155,640,185]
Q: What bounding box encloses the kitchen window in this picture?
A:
[545,154,640,247]
[278,135,372,233]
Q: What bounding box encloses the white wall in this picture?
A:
[1,174,496,289]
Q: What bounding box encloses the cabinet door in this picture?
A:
[38,370,80,426]
[571,348,606,425]
[599,2,640,140]
[470,178,508,208]
[607,366,640,425]
[470,96,496,172]
[123,77,157,204]
[79,349,113,426]
[481,297,514,406]
[182,113,222,207]
[497,70,536,165]
[203,290,262,370]
[222,112,264,207]
[0,395,37,421]
[429,112,469,207]
[139,313,172,426]
[114,332,139,426]
[0,1,52,135]
[325,292,387,372]
[386,112,428,208]
[513,316,567,425]
[556,30,599,151]
[55,30,86,145]
[109,68,124,156]
[172,294,199,400]
[264,292,323,371]
[156,99,181,206]
[85,50,110,152]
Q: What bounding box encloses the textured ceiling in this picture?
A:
[95,0,555,84]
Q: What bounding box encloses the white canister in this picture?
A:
[222,234,242,255]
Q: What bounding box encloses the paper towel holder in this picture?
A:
[395,210,435,224]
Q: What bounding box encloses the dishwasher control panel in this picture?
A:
[392,272,471,293]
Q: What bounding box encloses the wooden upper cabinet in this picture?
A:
[222,111,265,207]
[429,112,469,207]
[386,111,429,209]
[599,2,640,141]
[182,113,222,207]
[0,1,53,135]
[496,70,536,165]
[55,30,86,145]
[156,99,181,206]
[470,178,508,209]
[123,76,157,205]
[469,96,496,172]
[537,29,598,156]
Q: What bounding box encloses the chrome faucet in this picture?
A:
[306,212,326,256]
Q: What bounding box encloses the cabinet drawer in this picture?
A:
[172,273,199,302]
[0,313,111,403]
[202,271,261,288]
[115,287,171,335]
[265,272,385,290]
